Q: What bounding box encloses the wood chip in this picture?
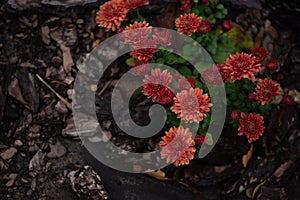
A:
[6,173,18,187]
[1,147,17,160]
[242,144,253,168]
[60,43,74,73]
[47,141,67,158]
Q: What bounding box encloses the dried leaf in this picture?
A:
[252,180,266,198]
[288,89,300,106]
[60,43,74,73]
[242,144,253,168]
[144,170,169,181]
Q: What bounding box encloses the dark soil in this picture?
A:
[0,0,299,199]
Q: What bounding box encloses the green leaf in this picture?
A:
[206,133,213,145]
[216,4,225,9]
[126,57,135,66]
[156,58,165,64]
[215,11,225,19]
[179,66,193,77]
[176,57,186,64]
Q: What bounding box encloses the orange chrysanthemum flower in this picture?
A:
[159,126,196,166]
[223,52,260,82]
[142,69,172,102]
[201,65,224,86]
[175,13,202,36]
[95,0,129,32]
[124,0,149,9]
[130,47,158,61]
[152,29,172,46]
[238,113,265,143]
[197,20,211,34]
[217,64,230,82]
[254,79,280,106]
[123,21,152,47]
[171,88,213,123]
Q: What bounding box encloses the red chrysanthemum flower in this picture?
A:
[194,134,208,145]
[142,69,172,102]
[238,113,265,143]
[152,29,172,46]
[250,47,269,64]
[122,21,152,47]
[131,60,149,76]
[228,110,241,121]
[180,0,191,13]
[157,87,174,105]
[124,0,149,9]
[175,13,202,36]
[254,79,280,106]
[198,20,211,34]
[177,77,196,90]
[202,0,209,4]
[222,20,233,31]
[95,0,129,32]
[130,47,158,61]
[171,88,213,123]
[201,65,224,86]
[159,126,196,166]
[265,59,278,71]
[217,64,230,82]
[223,52,260,82]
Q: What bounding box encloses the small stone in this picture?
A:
[1,147,17,160]
[29,124,41,133]
[5,173,18,187]
[14,140,23,146]
[47,141,67,158]
[9,55,18,64]
[76,19,84,24]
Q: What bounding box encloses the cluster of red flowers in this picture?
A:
[159,126,196,166]
[175,13,211,36]
[95,0,149,32]
[121,22,172,75]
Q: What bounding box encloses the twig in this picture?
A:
[97,79,113,96]
[36,74,72,111]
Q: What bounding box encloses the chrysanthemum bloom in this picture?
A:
[194,134,207,145]
[152,29,172,46]
[159,126,196,166]
[175,13,202,36]
[157,87,174,104]
[198,20,211,34]
[95,0,129,32]
[250,47,269,64]
[254,79,280,106]
[223,52,260,82]
[130,47,158,61]
[124,0,149,9]
[180,0,191,13]
[177,77,196,90]
[142,69,172,102]
[265,59,278,71]
[171,88,213,123]
[217,64,230,82]
[228,110,241,121]
[122,21,152,47]
[202,0,209,4]
[201,65,224,86]
[131,60,148,76]
[238,113,264,143]
[222,20,233,31]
